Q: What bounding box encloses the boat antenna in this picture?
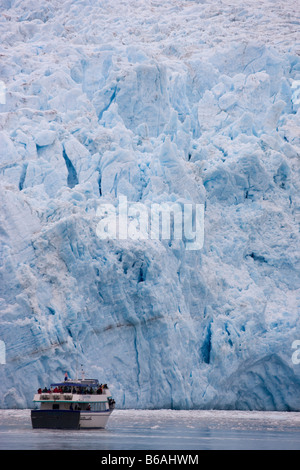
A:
[81,364,85,381]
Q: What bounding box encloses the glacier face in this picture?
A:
[0,0,300,410]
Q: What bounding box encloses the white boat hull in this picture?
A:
[79,411,112,429]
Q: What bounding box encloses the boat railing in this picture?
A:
[38,393,73,400]
[37,390,109,400]
[64,394,73,400]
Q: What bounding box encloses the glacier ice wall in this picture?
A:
[0,0,300,410]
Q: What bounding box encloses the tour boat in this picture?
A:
[31,376,115,429]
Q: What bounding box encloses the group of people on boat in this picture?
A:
[37,384,109,395]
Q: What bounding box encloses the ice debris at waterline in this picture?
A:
[0,0,299,411]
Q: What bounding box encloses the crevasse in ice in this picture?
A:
[0,0,299,410]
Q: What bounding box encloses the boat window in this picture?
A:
[52,404,59,410]
[91,402,107,411]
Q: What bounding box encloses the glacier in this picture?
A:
[0,0,300,411]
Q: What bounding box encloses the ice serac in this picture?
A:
[0,0,299,411]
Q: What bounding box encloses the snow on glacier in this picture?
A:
[0,0,299,410]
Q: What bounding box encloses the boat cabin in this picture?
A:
[33,378,115,412]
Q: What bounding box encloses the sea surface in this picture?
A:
[0,409,299,450]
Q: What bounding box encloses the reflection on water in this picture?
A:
[0,409,299,450]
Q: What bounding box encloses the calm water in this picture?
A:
[0,409,299,450]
